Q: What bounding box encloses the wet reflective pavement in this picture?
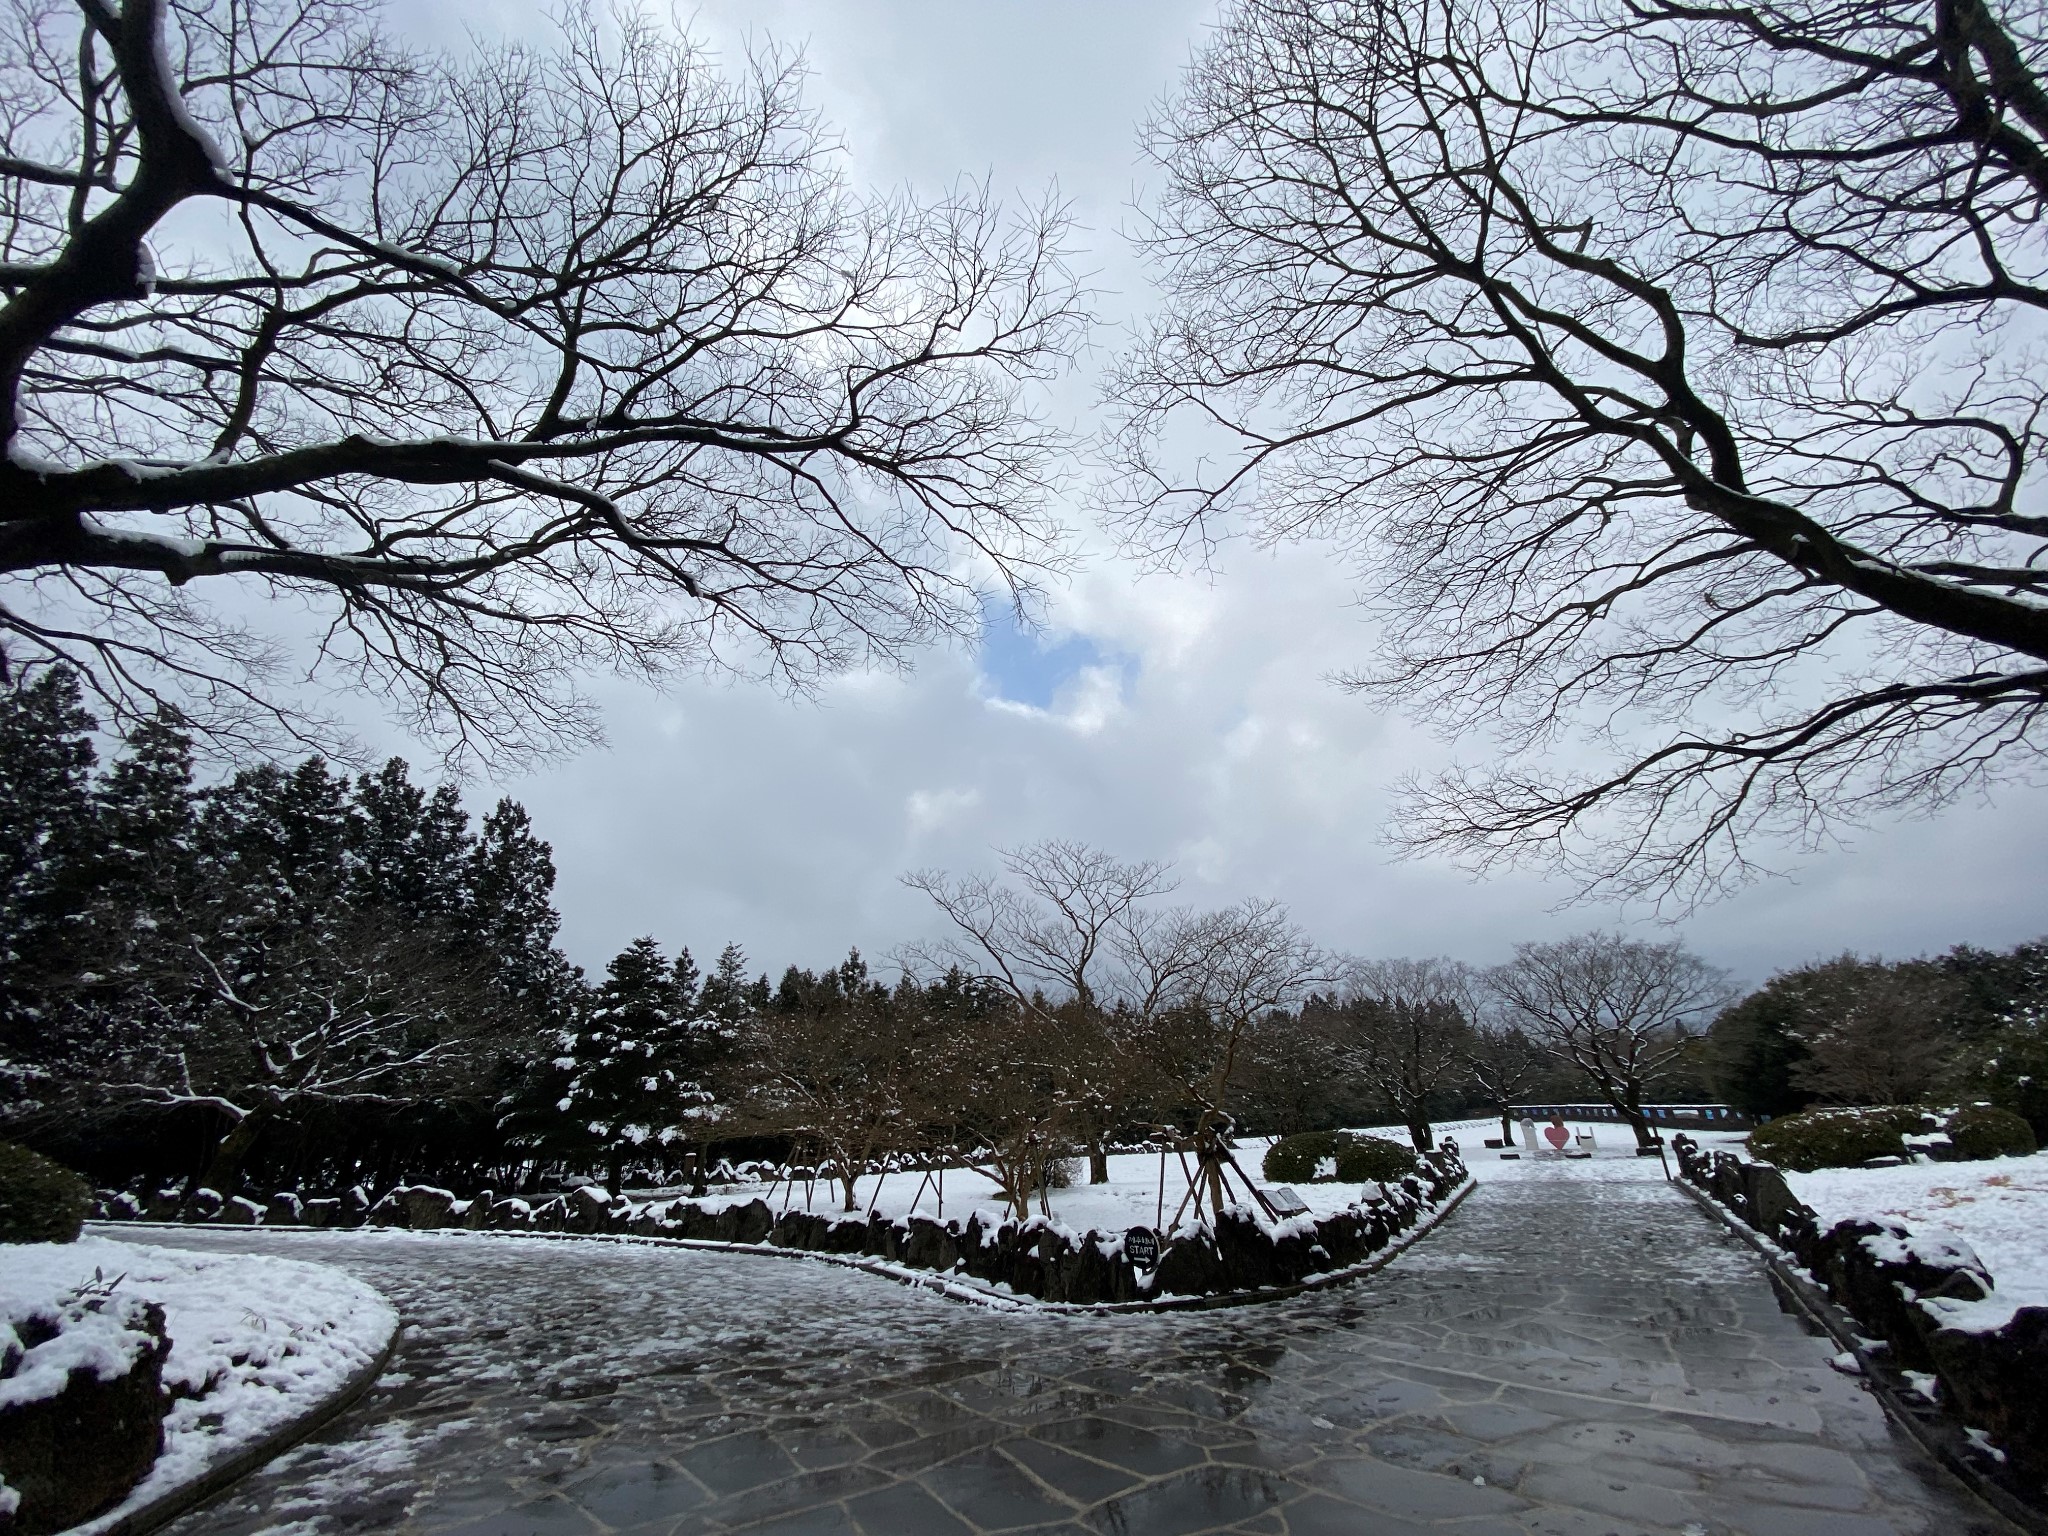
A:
[136,1168,2004,1536]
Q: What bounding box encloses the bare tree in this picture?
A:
[0,0,1083,762]
[727,962,941,1213]
[903,841,1175,1183]
[1109,0,2048,905]
[1464,1022,1546,1146]
[1484,933,1733,1147]
[905,842,1330,1222]
[1312,957,1475,1150]
[98,909,496,1198]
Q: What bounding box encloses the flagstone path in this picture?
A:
[131,1162,2008,1536]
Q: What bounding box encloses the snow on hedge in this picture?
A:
[3,1237,395,1532]
[1783,1153,2048,1332]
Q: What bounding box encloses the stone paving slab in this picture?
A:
[132,1165,2011,1536]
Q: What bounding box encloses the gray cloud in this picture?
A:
[385,0,2048,986]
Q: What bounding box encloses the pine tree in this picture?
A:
[514,937,713,1192]
[700,942,759,1031]
[0,665,97,1090]
[467,799,579,1025]
[348,759,474,927]
[63,711,206,1083]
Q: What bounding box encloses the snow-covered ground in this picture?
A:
[637,1117,1709,1233]
[3,1237,396,1533]
[1783,1153,2048,1331]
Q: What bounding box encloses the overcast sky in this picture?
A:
[382,0,2048,988]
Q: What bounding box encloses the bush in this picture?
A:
[1747,1107,1927,1172]
[0,1142,92,1244]
[1333,1136,1419,1183]
[1263,1131,1347,1183]
[1944,1104,2037,1161]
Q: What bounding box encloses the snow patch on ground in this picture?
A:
[1784,1153,2048,1331]
[1,1237,396,1533]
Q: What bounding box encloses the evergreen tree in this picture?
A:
[467,799,580,1024]
[60,711,207,1084]
[0,666,97,1090]
[349,759,474,926]
[700,941,762,1030]
[512,937,713,1192]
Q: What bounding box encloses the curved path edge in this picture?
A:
[1673,1176,2040,1536]
[105,1175,1474,1318]
[63,1301,401,1536]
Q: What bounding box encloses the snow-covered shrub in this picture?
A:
[1747,1106,1927,1172]
[0,1145,90,1246]
[1263,1131,1347,1183]
[1332,1136,1418,1183]
[1942,1105,2036,1162]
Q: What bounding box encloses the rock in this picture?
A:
[1813,1219,1994,1371]
[142,1189,183,1223]
[1213,1212,1282,1292]
[365,1190,408,1228]
[564,1185,613,1234]
[185,1188,223,1221]
[1923,1305,2048,1489]
[486,1198,532,1230]
[265,1193,303,1226]
[341,1186,372,1226]
[1005,1232,1049,1299]
[220,1195,263,1225]
[1047,1234,1117,1305]
[901,1217,959,1274]
[300,1197,340,1229]
[400,1187,459,1230]
[1151,1230,1226,1299]
[729,1199,773,1245]
[101,1192,143,1222]
[527,1196,570,1231]
[772,1211,826,1250]
[0,1297,170,1535]
[463,1191,495,1230]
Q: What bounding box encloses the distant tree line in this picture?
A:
[1704,946,2048,1138]
[6,664,2042,1207]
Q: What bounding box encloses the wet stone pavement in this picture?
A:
[136,1167,2005,1536]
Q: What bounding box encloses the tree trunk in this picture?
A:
[192,1100,272,1204]
[1406,1116,1436,1151]
[1499,1110,1513,1143]
[606,1152,624,1195]
[1620,1091,1657,1148]
[1089,1141,1109,1184]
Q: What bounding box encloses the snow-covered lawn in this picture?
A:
[636,1117,1669,1234]
[645,1148,1393,1232]
[4,1237,396,1534]
[1783,1153,2048,1331]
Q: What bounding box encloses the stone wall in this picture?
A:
[1670,1134,2046,1502]
[94,1149,1468,1308]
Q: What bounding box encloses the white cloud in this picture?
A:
[374,0,2048,989]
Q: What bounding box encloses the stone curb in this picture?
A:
[61,1301,401,1536]
[99,1175,1474,1318]
[1672,1177,2041,1536]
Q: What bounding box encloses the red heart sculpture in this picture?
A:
[1543,1125,1571,1150]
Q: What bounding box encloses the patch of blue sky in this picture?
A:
[977,606,1122,710]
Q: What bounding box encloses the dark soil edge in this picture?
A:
[1673,1176,2040,1536]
